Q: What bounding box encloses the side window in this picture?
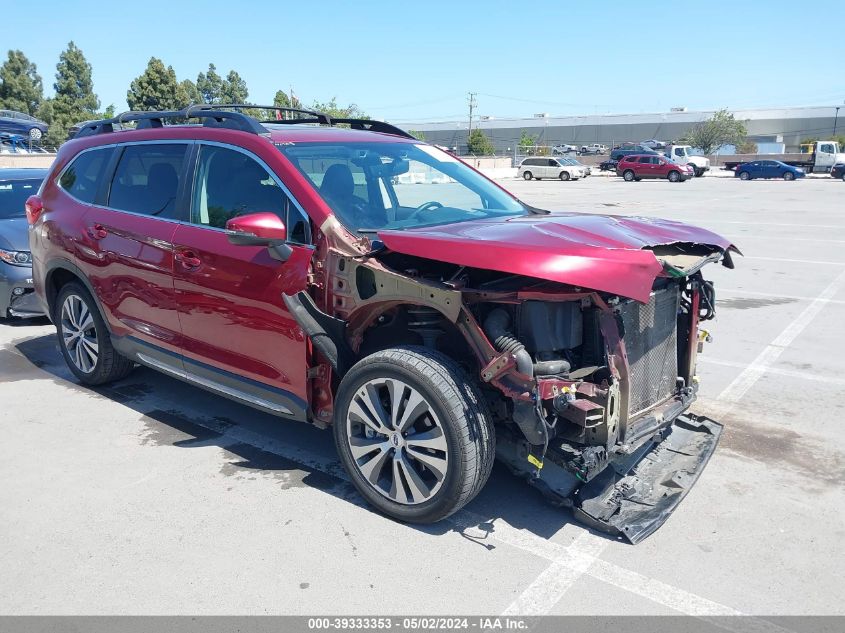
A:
[191,145,309,243]
[548,159,557,167]
[108,144,187,217]
[674,148,684,157]
[820,144,834,154]
[59,147,113,204]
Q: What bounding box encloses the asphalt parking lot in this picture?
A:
[2,174,844,619]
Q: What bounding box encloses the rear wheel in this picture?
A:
[623,170,636,182]
[841,172,845,182]
[559,171,570,181]
[522,171,532,180]
[334,346,495,523]
[668,170,681,182]
[55,282,134,385]
[739,171,751,180]
[783,171,795,181]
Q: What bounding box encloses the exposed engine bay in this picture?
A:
[291,211,738,542]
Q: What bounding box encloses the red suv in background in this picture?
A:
[27,105,737,541]
[616,154,693,182]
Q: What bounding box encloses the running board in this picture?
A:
[571,414,722,544]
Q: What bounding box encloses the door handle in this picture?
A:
[86,224,107,240]
[174,250,202,270]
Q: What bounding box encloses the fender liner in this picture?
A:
[283,291,354,376]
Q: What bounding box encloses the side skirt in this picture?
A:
[112,335,309,423]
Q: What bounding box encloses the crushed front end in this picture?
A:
[468,270,724,543]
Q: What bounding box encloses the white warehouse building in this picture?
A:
[399,105,843,155]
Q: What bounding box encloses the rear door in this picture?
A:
[170,142,313,419]
[80,141,189,359]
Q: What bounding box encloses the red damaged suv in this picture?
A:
[28,105,738,542]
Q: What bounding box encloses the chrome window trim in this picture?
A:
[55,140,196,215]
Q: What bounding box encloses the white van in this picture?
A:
[518,157,584,181]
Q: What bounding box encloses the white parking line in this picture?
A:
[718,288,845,306]
[744,256,845,266]
[699,357,845,386]
[693,220,845,230]
[717,267,845,406]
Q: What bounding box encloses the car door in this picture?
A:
[547,159,560,178]
[170,142,313,419]
[79,142,189,359]
[760,160,781,178]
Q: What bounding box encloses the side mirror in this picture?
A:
[225,212,292,261]
[226,212,287,244]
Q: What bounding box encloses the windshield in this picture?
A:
[278,142,527,233]
[0,178,41,219]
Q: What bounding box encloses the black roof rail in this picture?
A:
[329,118,416,140]
[72,105,268,139]
[197,103,333,126]
[72,104,415,141]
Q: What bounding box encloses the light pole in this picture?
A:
[834,105,841,137]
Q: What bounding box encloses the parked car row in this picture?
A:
[0,168,47,319]
[0,110,49,141]
[551,143,607,156]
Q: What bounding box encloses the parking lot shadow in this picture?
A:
[13,332,587,544]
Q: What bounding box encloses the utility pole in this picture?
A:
[467,92,477,137]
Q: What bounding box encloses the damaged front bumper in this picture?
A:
[573,413,722,543]
[501,412,722,544]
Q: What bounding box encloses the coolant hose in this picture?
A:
[483,309,534,377]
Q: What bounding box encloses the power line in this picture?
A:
[467,92,477,137]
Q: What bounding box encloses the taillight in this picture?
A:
[25,195,44,225]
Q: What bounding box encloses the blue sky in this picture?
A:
[5,0,844,122]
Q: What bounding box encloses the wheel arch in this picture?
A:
[44,260,110,332]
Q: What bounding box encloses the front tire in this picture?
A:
[522,171,532,180]
[783,171,795,181]
[28,127,43,141]
[55,282,134,385]
[559,171,570,181]
[623,170,635,182]
[668,170,681,182]
[334,346,495,524]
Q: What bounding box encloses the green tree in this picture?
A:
[126,57,184,111]
[37,41,99,149]
[408,130,425,141]
[273,89,292,108]
[0,50,43,115]
[735,139,758,154]
[681,109,747,155]
[221,70,248,104]
[180,79,200,105]
[466,128,495,155]
[310,97,366,119]
[196,63,223,104]
[518,130,538,153]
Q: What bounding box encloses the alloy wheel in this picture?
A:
[346,378,449,505]
[60,294,99,373]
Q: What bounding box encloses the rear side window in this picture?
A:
[108,144,187,217]
[59,147,113,204]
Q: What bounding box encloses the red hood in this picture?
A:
[377,212,735,303]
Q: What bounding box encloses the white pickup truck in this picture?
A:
[664,145,710,177]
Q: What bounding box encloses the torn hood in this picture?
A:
[377,212,736,303]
